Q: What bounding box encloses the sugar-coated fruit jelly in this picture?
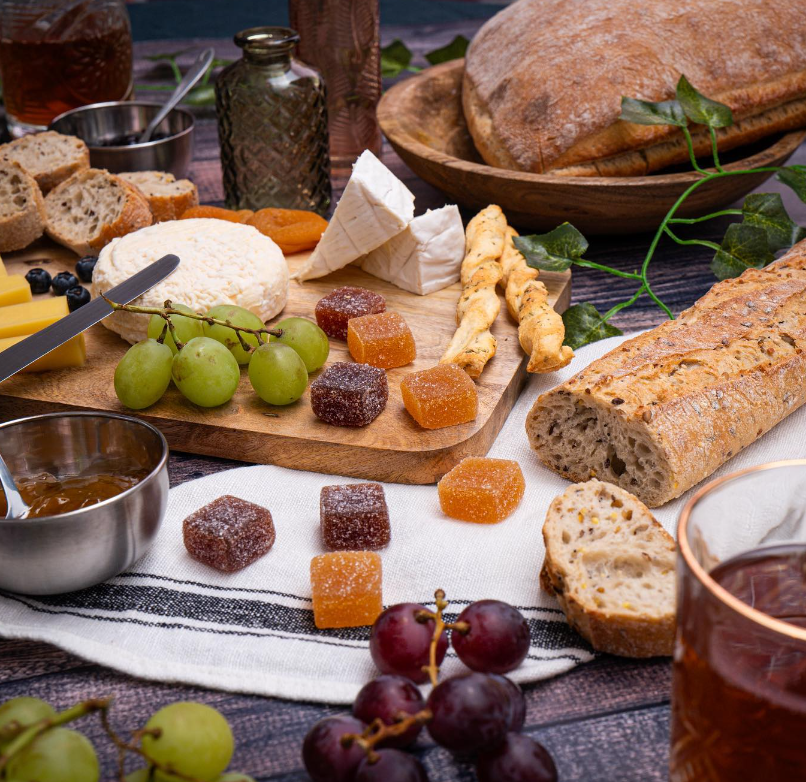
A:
[347,311,416,369]
[183,495,276,572]
[310,362,388,427]
[400,363,478,429]
[315,286,386,341]
[438,457,525,524]
[321,482,391,551]
[310,551,383,629]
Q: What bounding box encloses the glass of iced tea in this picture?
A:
[672,460,806,781]
[0,0,133,137]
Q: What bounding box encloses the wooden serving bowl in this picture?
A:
[378,60,806,234]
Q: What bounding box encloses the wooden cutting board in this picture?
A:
[0,239,570,484]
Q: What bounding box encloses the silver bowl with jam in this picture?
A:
[0,412,169,595]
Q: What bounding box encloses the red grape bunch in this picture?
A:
[302,590,558,782]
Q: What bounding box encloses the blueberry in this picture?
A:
[52,271,79,296]
[75,256,97,283]
[66,286,91,312]
[25,268,52,295]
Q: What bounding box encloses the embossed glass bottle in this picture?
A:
[215,27,331,215]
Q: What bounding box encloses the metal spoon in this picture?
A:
[138,47,215,143]
[0,452,28,519]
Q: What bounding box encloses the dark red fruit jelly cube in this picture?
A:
[321,482,391,551]
[315,286,386,341]
[310,362,388,427]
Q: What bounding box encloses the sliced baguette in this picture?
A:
[541,479,676,658]
[0,160,46,252]
[0,131,89,194]
[119,171,199,222]
[44,168,153,255]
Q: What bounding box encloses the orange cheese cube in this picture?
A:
[0,297,68,339]
[0,333,86,373]
[0,275,32,307]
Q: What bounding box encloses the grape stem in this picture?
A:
[0,698,111,770]
[102,295,284,355]
[415,589,469,687]
[341,710,433,764]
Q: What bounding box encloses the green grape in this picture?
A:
[217,774,257,781]
[203,305,264,365]
[125,770,153,782]
[248,343,308,406]
[0,697,55,751]
[141,702,234,782]
[147,303,204,355]
[269,317,329,373]
[6,728,99,782]
[171,337,240,408]
[114,339,174,410]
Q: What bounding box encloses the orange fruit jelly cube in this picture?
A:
[347,311,416,369]
[400,364,478,429]
[310,551,383,629]
[438,457,525,524]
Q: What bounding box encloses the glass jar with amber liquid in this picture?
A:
[215,27,331,216]
[0,0,133,137]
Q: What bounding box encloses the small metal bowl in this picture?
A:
[49,101,195,178]
[0,412,169,595]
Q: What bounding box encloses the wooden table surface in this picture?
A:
[2,22,805,781]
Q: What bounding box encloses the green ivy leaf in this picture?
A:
[381,39,418,78]
[619,96,686,127]
[776,165,806,203]
[562,303,623,350]
[711,223,773,280]
[425,35,470,66]
[513,223,589,273]
[741,193,806,252]
[676,75,733,128]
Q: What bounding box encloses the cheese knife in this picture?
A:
[0,253,180,383]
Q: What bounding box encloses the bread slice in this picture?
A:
[0,160,46,252]
[0,131,89,194]
[44,169,153,255]
[541,479,676,658]
[119,171,199,222]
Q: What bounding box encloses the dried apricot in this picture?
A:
[180,205,254,223]
[247,208,328,254]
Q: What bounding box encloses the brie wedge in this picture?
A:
[359,205,465,295]
[294,150,414,281]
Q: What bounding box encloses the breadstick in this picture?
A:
[440,205,506,378]
[501,226,573,373]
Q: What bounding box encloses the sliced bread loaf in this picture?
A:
[0,131,89,193]
[0,160,46,252]
[44,169,153,255]
[119,171,199,222]
[541,479,676,658]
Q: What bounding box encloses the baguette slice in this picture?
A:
[44,169,153,255]
[0,160,46,252]
[0,131,89,193]
[118,171,199,222]
[541,479,676,658]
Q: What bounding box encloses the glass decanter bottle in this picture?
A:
[215,27,331,215]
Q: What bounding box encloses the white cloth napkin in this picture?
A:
[2,333,805,703]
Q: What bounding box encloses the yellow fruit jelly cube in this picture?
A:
[347,311,416,369]
[310,551,383,629]
[0,297,68,339]
[438,457,525,524]
[0,275,32,307]
[0,333,86,372]
[400,363,478,429]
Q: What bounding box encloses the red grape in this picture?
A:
[476,733,558,782]
[426,672,510,754]
[302,715,367,782]
[370,603,448,684]
[491,674,526,732]
[452,600,530,674]
[355,748,429,781]
[352,675,426,748]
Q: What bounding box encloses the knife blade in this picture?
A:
[0,253,180,383]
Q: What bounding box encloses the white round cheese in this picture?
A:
[91,218,289,344]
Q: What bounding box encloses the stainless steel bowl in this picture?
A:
[0,412,169,595]
[49,101,195,178]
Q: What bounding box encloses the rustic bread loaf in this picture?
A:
[44,168,153,255]
[463,0,806,175]
[527,240,806,507]
[541,479,676,657]
[0,160,46,252]
[119,171,199,222]
[0,131,89,193]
